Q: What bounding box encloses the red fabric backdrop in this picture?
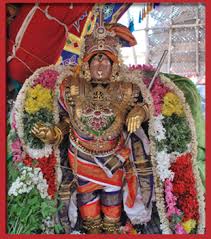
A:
[7,3,93,83]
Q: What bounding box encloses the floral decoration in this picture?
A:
[150,78,169,116]
[24,84,53,114]
[175,223,187,234]
[150,114,166,142]
[34,69,59,89]
[129,65,204,234]
[11,138,24,162]
[8,166,49,199]
[171,153,199,223]
[23,154,57,198]
[7,64,205,234]
[155,151,174,182]
[182,219,197,233]
[8,65,73,233]
[120,221,137,234]
[156,114,191,153]
[162,92,184,117]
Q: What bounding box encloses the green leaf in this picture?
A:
[156,114,191,153]
[54,223,64,234]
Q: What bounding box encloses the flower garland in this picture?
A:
[11,138,24,162]
[8,166,49,199]
[23,154,57,198]
[12,64,74,192]
[157,114,192,154]
[156,74,203,233]
[162,92,184,117]
[171,153,199,222]
[34,69,59,89]
[127,64,205,234]
[150,114,166,142]
[9,63,205,234]
[9,65,74,233]
[154,74,204,234]
[24,84,53,114]
[164,179,186,234]
[14,66,56,157]
[155,151,174,182]
[161,74,205,234]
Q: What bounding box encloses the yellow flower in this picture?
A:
[162,92,184,117]
[25,84,53,114]
[131,228,137,234]
[182,219,196,233]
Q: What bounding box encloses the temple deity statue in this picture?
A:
[31,11,152,234]
[8,6,205,235]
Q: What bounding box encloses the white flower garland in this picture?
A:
[25,144,53,159]
[155,150,175,182]
[8,166,49,199]
[150,114,166,142]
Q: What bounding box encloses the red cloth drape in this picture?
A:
[7,3,93,83]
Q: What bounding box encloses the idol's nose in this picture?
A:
[97,70,103,78]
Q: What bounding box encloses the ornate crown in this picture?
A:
[83,26,119,62]
[81,5,137,63]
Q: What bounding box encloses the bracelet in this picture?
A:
[142,104,150,121]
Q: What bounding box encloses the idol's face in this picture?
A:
[89,53,112,82]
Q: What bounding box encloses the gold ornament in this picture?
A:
[80,62,91,82]
[83,216,102,234]
[102,216,120,234]
[110,62,120,82]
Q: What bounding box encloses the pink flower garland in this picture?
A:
[165,179,181,217]
[129,64,155,72]
[11,139,23,162]
[34,69,59,89]
[150,78,169,116]
[129,64,169,116]
[164,179,187,234]
[11,110,17,130]
[175,223,187,234]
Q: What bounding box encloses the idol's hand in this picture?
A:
[31,122,61,144]
[126,106,146,133]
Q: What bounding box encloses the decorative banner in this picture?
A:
[138,3,159,24]
[129,18,135,32]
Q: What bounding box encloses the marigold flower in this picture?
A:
[182,219,196,233]
[24,84,53,114]
[162,92,184,117]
